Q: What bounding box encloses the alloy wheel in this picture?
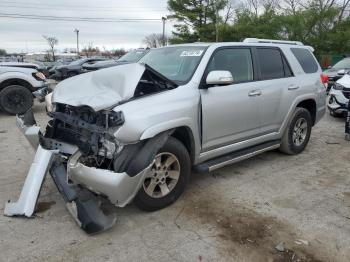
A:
[143,152,181,199]
[292,118,308,146]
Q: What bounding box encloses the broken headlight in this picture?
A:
[333,83,344,90]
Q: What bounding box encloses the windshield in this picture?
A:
[69,59,87,66]
[333,58,350,69]
[138,46,206,83]
[118,50,147,63]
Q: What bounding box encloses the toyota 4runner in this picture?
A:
[5,38,327,234]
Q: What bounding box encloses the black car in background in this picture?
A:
[52,57,106,79]
[323,57,350,92]
[82,49,149,72]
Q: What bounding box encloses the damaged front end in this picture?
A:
[4,64,176,234]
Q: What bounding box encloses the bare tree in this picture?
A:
[43,35,58,61]
[143,33,167,48]
[247,0,260,15]
[223,1,235,23]
[282,0,300,14]
[82,42,100,57]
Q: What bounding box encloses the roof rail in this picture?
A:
[243,38,304,46]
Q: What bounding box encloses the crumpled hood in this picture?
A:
[52,63,146,111]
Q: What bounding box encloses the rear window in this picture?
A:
[257,48,285,80]
[291,48,318,73]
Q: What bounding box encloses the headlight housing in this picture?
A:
[32,72,46,81]
[333,83,344,90]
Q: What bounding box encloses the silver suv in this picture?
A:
[5,38,326,233]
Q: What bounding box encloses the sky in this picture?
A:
[0,0,174,53]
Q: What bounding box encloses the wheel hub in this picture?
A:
[292,118,307,146]
[143,152,180,198]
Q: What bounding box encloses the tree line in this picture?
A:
[167,0,350,56]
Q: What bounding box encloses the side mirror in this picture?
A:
[327,65,332,69]
[337,69,346,75]
[206,70,234,86]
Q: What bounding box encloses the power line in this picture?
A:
[0,3,167,12]
[0,1,167,10]
[0,12,162,23]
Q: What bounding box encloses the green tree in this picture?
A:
[168,0,229,43]
[0,49,6,56]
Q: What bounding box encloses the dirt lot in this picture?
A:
[0,103,350,262]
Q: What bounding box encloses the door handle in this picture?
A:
[288,85,300,90]
[248,90,262,97]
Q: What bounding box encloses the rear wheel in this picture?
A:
[0,85,33,115]
[134,137,190,211]
[279,107,312,155]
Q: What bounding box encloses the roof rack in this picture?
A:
[243,38,304,46]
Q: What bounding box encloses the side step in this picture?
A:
[194,140,280,173]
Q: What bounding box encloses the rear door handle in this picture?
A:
[248,90,262,97]
[288,85,300,90]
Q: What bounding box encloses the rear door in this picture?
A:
[254,47,296,134]
[200,47,262,151]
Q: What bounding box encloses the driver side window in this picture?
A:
[207,48,254,83]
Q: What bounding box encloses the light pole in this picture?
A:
[74,29,79,56]
[162,17,167,46]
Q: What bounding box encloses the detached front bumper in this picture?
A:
[15,110,148,207]
[68,151,150,207]
[5,110,153,233]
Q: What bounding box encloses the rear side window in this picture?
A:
[257,48,285,80]
[291,48,318,73]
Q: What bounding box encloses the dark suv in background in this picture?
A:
[323,57,350,92]
[52,57,105,80]
[82,48,149,72]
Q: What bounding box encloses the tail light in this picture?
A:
[320,74,328,85]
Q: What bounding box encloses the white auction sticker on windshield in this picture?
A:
[180,50,204,57]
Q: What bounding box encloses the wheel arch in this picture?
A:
[0,78,33,92]
[139,119,196,164]
[296,99,317,125]
[171,126,196,164]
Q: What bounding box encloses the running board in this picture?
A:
[194,140,280,173]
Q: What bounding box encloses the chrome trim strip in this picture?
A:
[208,144,280,172]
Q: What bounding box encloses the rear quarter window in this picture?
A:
[290,48,319,73]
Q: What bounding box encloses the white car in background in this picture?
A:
[328,72,350,116]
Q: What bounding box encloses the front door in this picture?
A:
[200,47,262,151]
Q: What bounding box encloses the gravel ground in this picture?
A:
[0,102,349,262]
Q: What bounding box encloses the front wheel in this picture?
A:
[134,137,191,211]
[279,107,312,155]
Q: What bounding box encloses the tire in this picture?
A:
[0,85,33,115]
[279,107,312,155]
[134,137,191,211]
[329,109,342,118]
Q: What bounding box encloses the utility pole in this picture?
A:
[215,1,219,42]
[74,29,79,56]
[162,17,167,46]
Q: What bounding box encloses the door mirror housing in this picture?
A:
[206,70,234,86]
[337,69,346,75]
